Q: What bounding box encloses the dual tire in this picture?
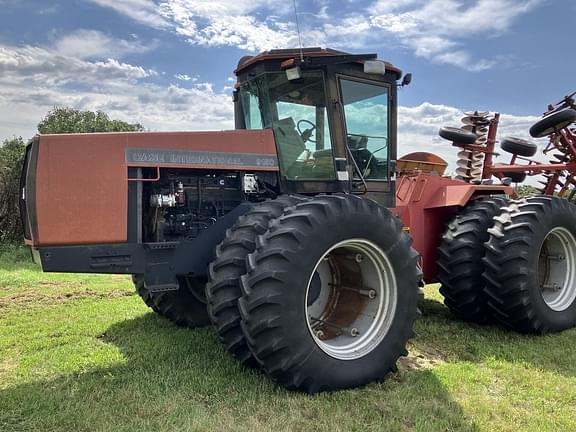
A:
[437,196,509,323]
[238,194,421,392]
[212,194,421,392]
[438,195,576,333]
[205,195,307,366]
[483,196,576,333]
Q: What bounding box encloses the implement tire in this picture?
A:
[206,195,306,366]
[437,196,509,323]
[529,108,576,138]
[439,126,477,144]
[500,137,537,157]
[483,196,576,333]
[239,194,420,393]
[133,275,210,327]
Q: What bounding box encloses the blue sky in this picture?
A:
[0,0,573,162]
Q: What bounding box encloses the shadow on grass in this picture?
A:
[0,312,479,432]
[415,297,576,378]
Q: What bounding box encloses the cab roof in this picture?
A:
[234,47,402,79]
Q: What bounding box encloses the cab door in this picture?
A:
[336,75,397,207]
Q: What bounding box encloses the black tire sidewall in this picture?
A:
[259,199,418,388]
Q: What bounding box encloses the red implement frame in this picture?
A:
[394,91,575,282]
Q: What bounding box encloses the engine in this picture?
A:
[143,169,277,242]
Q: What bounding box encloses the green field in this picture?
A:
[1,244,575,432]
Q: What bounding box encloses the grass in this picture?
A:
[1,244,576,431]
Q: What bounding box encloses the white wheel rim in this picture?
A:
[538,227,576,311]
[305,239,397,360]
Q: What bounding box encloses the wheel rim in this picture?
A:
[538,227,576,311]
[305,239,397,360]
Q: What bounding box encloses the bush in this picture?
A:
[0,137,25,243]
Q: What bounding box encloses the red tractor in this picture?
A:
[20,48,576,393]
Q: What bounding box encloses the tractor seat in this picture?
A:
[347,134,368,149]
[272,118,307,176]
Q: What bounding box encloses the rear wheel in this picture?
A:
[483,196,576,333]
[206,195,306,366]
[239,194,420,393]
[437,196,508,323]
[133,275,210,327]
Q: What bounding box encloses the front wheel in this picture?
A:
[238,194,421,393]
[133,275,210,327]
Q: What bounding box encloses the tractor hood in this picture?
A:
[21,129,277,247]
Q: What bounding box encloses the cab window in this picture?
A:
[340,79,389,180]
[240,71,336,180]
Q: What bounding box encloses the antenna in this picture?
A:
[292,0,304,62]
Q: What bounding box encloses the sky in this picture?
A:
[0,0,574,166]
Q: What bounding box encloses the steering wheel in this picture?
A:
[297,119,316,143]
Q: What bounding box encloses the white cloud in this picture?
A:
[0,41,551,188]
[183,15,294,51]
[174,73,196,81]
[158,1,298,51]
[86,0,169,28]
[83,0,310,52]
[0,45,155,86]
[0,77,234,140]
[0,38,233,140]
[158,0,290,19]
[53,29,155,60]
[398,102,540,146]
[0,48,542,173]
[369,0,543,70]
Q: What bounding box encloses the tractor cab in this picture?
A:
[234,48,407,206]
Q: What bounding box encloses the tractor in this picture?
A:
[20,48,576,393]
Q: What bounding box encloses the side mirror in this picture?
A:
[400,73,412,87]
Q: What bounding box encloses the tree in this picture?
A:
[0,137,25,242]
[38,107,144,134]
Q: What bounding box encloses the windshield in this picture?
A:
[239,71,336,180]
